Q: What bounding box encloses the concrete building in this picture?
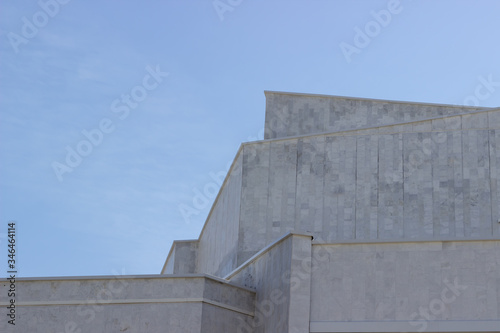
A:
[2,92,499,332]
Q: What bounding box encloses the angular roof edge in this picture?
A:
[264,90,494,109]
[251,106,500,145]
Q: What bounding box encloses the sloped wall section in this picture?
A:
[197,152,243,277]
[162,153,243,277]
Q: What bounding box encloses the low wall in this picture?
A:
[0,274,255,333]
[162,240,198,274]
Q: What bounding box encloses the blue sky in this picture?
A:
[0,0,499,277]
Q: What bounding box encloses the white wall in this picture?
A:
[0,275,254,333]
[227,233,313,333]
[309,240,500,332]
[238,110,500,264]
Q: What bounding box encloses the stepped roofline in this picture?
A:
[264,91,492,139]
[162,93,499,277]
[264,90,493,109]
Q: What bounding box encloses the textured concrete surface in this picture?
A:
[309,240,500,331]
[264,91,486,139]
[162,240,198,274]
[197,152,243,277]
[226,233,312,333]
[236,109,500,264]
[0,275,254,333]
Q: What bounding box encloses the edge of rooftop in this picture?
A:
[311,237,500,246]
[160,239,198,275]
[250,105,500,145]
[264,90,494,109]
[12,273,256,293]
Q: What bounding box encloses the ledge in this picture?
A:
[264,90,495,109]
[311,237,500,246]
[309,320,500,332]
[9,273,255,293]
[247,106,500,145]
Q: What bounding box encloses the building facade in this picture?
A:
[3,91,500,332]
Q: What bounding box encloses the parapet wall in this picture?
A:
[0,275,255,333]
[162,240,198,274]
[264,91,485,139]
